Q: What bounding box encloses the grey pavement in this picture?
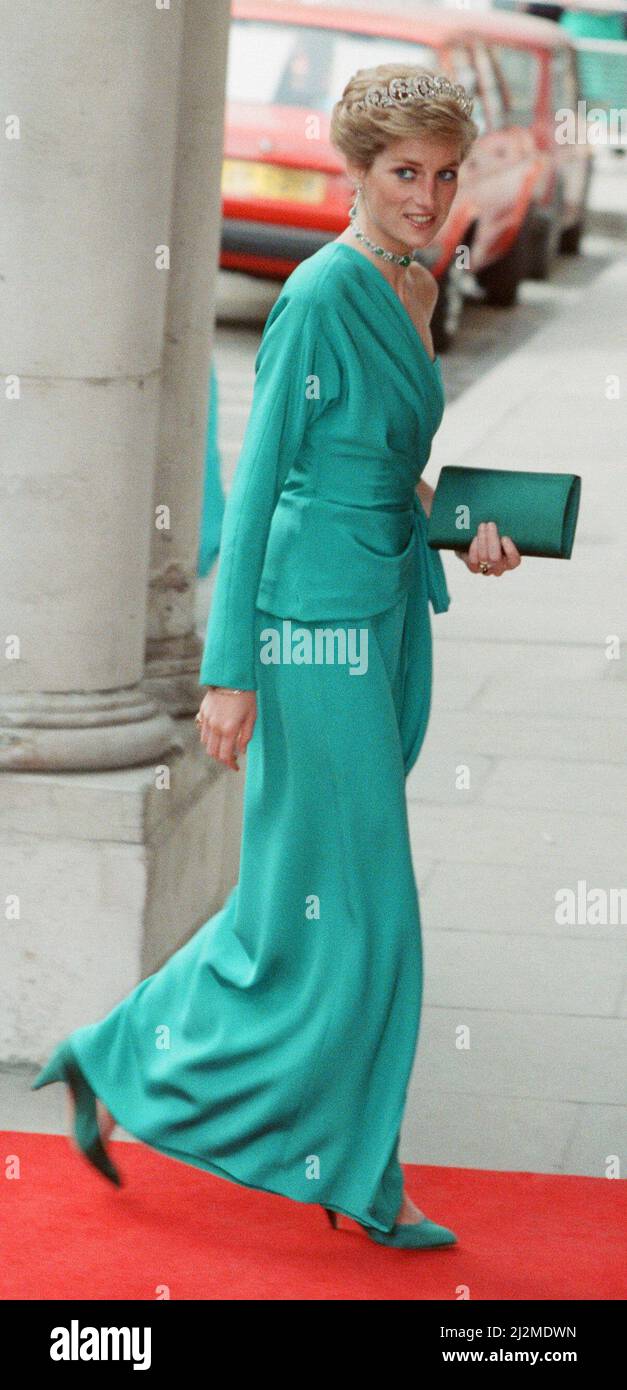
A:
[402,235,627,1179]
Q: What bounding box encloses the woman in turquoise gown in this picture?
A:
[33,65,521,1248]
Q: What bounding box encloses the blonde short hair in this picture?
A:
[330,63,479,172]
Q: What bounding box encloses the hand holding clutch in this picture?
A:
[427,466,582,560]
[455,520,522,576]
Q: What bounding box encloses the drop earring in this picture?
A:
[349,183,362,219]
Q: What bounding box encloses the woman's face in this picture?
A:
[347,134,463,253]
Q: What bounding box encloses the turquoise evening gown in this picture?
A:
[33,240,451,1234]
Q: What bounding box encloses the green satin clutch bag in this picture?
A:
[426,466,582,559]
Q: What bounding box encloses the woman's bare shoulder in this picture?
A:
[406,261,439,318]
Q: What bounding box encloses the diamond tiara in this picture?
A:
[352,73,474,119]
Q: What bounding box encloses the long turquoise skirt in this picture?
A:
[66,579,435,1233]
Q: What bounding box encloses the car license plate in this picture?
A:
[222,159,325,203]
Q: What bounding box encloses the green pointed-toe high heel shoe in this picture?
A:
[31,1037,122,1188]
[323,1207,457,1249]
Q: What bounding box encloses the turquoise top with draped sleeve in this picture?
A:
[199,238,450,691]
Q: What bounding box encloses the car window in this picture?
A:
[448,43,485,134]
[226,19,439,113]
[473,41,507,130]
[490,43,539,127]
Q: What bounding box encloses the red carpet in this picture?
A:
[3,1130,626,1300]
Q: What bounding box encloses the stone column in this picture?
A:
[0,0,185,769]
[144,1,231,714]
[1,2,243,1065]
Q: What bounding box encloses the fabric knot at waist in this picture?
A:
[411,493,450,614]
[257,488,451,619]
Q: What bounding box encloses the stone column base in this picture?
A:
[2,721,243,1063]
[0,689,180,772]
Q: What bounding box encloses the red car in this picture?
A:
[465,6,594,269]
[220,1,589,347]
